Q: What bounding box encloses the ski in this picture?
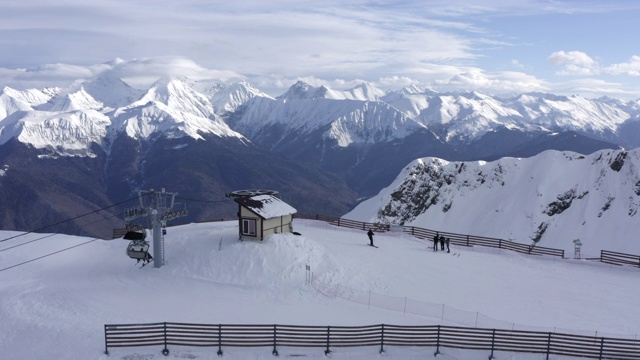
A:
[139,259,154,269]
[368,244,379,248]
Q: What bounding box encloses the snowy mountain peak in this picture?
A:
[112,76,246,142]
[130,76,214,118]
[278,81,316,100]
[48,87,104,112]
[82,72,144,109]
[208,81,274,115]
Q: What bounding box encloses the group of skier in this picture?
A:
[366,229,451,254]
[433,232,450,253]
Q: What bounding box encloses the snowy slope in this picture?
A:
[0,108,111,156]
[1,219,639,359]
[346,148,640,257]
[0,86,57,120]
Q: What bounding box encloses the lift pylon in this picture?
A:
[123,188,188,268]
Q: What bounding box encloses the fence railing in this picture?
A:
[310,214,565,259]
[104,322,640,359]
[600,250,640,267]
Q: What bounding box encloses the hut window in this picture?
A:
[242,218,256,236]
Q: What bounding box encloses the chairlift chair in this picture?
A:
[126,240,152,262]
[123,224,147,241]
[122,224,153,263]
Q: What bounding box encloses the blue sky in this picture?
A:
[0,0,639,99]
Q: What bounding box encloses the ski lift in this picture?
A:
[122,224,153,264]
[126,240,153,263]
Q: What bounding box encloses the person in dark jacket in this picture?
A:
[367,229,374,246]
[446,237,450,253]
[433,232,439,251]
[439,235,445,251]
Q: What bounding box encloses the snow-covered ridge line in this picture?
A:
[1,74,639,157]
[347,148,640,256]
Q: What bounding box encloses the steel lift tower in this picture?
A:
[124,188,188,268]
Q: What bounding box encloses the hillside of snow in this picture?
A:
[1,219,639,359]
[346,148,640,257]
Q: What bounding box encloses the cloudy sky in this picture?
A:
[1,0,639,99]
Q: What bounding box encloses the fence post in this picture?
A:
[498,239,502,249]
[489,329,495,359]
[162,322,169,356]
[217,324,223,356]
[272,324,279,356]
[434,325,441,356]
[598,337,604,360]
[466,235,470,247]
[104,324,109,355]
[325,326,331,355]
[337,218,341,227]
[546,332,551,360]
[379,324,385,353]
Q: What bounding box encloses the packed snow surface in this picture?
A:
[1,219,639,359]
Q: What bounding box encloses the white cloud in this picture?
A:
[547,78,640,99]
[433,68,549,93]
[604,55,640,77]
[548,51,599,76]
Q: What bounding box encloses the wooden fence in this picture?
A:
[600,250,640,267]
[311,214,565,259]
[104,322,640,359]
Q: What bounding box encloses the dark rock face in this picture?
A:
[0,133,359,238]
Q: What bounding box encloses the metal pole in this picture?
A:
[434,325,441,356]
[272,324,278,356]
[217,324,223,356]
[379,324,385,354]
[325,326,331,355]
[104,324,109,355]
[153,209,162,268]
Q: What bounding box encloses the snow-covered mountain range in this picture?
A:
[346,148,640,256]
[0,72,637,236]
[1,75,637,157]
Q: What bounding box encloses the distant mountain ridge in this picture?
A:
[0,73,636,236]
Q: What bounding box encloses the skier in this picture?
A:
[433,232,439,251]
[367,229,375,246]
[446,237,450,253]
[440,235,445,251]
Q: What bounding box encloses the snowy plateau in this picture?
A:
[1,219,640,360]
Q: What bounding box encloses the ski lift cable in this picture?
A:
[0,196,139,244]
[0,212,123,253]
[0,238,99,273]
